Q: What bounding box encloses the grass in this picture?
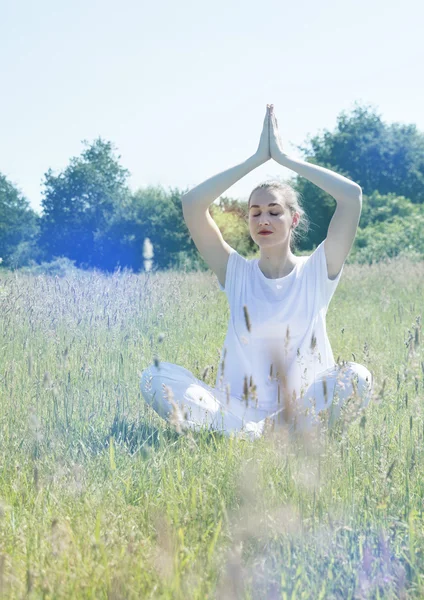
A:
[0,254,423,599]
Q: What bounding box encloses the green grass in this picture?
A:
[0,256,423,599]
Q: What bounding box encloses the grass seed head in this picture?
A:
[163,384,183,434]
[243,305,251,333]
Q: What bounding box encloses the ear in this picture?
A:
[292,212,300,228]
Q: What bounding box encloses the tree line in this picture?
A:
[1,102,423,274]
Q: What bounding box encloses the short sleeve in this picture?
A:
[218,249,248,303]
[305,240,345,308]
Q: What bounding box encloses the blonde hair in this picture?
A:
[248,180,309,251]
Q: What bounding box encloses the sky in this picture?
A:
[1,0,423,215]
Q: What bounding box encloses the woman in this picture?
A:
[140,105,373,439]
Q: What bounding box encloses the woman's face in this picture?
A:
[248,189,297,246]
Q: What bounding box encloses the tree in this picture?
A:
[292,103,424,248]
[38,138,131,271]
[359,190,417,227]
[298,102,424,203]
[350,209,424,264]
[0,173,41,268]
[123,185,198,272]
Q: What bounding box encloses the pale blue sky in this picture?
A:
[1,0,423,215]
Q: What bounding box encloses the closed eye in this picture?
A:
[253,212,280,217]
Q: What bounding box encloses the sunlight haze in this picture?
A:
[1,0,423,214]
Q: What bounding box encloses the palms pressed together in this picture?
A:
[256,103,285,164]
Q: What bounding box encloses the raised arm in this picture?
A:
[181,105,272,210]
[269,104,362,279]
[269,105,361,202]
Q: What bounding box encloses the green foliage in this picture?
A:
[38,138,131,271]
[293,102,424,251]
[344,191,424,264]
[359,190,419,227]
[291,167,339,250]
[3,103,424,273]
[216,194,249,220]
[0,173,41,268]
[209,202,253,256]
[18,256,79,277]
[297,102,424,203]
[123,185,200,272]
[350,212,424,265]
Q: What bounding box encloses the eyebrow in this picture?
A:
[249,202,282,210]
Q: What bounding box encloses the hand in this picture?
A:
[254,105,271,165]
[269,105,285,160]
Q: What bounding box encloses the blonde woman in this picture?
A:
[140,105,373,439]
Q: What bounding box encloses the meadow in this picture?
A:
[0,255,423,599]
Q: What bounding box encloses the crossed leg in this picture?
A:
[140,361,373,440]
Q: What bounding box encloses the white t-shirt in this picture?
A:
[215,239,344,413]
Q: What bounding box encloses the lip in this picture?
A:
[258,231,273,235]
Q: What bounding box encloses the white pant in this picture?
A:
[140,361,373,439]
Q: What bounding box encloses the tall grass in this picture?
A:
[0,255,423,598]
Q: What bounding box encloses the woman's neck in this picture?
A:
[258,247,298,279]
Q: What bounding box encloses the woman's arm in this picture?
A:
[182,106,271,212]
[182,154,264,211]
[269,106,362,204]
[275,153,362,203]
